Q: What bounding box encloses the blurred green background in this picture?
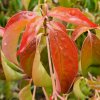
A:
[0,0,100,99]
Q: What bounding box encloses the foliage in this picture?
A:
[0,0,100,100]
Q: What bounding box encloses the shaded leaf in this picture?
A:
[81,32,100,76]
[1,51,24,81]
[19,83,32,100]
[2,11,36,65]
[48,21,78,93]
[48,7,97,27]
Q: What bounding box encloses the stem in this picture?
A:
[32,86,36,100]
[42,87,49,100]
[46,36,57,98]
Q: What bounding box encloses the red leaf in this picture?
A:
[2,11,36,65]
[72,26,92,41]
[19,17,43,76]
[48,21,78,93]
[18,16,43,54]
[48,7,97,27]
[0,27,5,37]
[5,11,36,29]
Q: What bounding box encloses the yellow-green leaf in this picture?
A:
[19,84,32,100]
[32,45,52,87]
[1,51,24,81]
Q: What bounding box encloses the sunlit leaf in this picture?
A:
[48,21,78,93]
[48,7,97,27]
[2,11,36,65]
[32,36,52,87]
[19,83,32,100]
[81,32,100,76]
[1,51,24,81]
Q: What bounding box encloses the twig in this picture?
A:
[32,86,36,100]
[42,87,49,100]
[46,36,58,100]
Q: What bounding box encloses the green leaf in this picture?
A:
[95,28,100,39]
[19,83,32,100]
[73,78,87,100]
[1,51,24,81]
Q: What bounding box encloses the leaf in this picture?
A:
[48,7,97,27]
[58,0,72,7]
[72,26,92,41]
[81,32,100,76]
[2,11,36,65]
[19,83,32,100]
[18,16,43,54]
[0,27,4,37]
[32,37,52,87]
[22,0,31,10]
[48,21,78,93]
[19,17,43,76]
[95,28,100,39]
[73,77,88,99]
[1,51,24,81]
[5,11,36,29]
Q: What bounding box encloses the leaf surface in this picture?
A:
[48,21,78,93]
[19,17,43,76]
[19,83,32,100]
[48,7,97,27]
[81,32,100,76]
[1,51,24,81]
[32,36,52,87]
[2,11,36,65]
